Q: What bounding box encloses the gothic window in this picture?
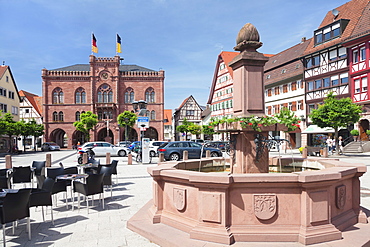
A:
[59,111,64,122]
[125,88,135,103]
[75,88,86,104]
[52,88,63,104]
[150,110,156,120]
[145,88,155,103]
[53,112,58,121]
[97,84,113,103]
[76,111,80,121]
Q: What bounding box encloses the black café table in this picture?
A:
[56,174,88,210]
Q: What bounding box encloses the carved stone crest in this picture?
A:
[336,185,346,209]
[173,188,186,211]
[254,194,277,220]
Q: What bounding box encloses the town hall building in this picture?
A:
[42,55,165,149]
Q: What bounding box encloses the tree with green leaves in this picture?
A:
[117,111,138,143]
[310,92,362,155]
[28,119,44,151]
[73,111,98,142]
[176,118,192,140]
[1,113,18,153]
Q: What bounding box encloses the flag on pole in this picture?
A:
[92,33,98,53]
[116,34,122,53]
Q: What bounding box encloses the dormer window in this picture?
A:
[314,19,349,45]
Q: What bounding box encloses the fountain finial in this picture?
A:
[234,23,262,52]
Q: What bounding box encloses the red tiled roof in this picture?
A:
[303,0,369,56]
[0,66,8,78]
[343,1,370,43]
[163,109,172,125]
[19,90,42,116]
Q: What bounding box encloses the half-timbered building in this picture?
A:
[342,1,370,141]
[173,95,204,141]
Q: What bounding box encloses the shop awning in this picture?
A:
[301,125,335,134]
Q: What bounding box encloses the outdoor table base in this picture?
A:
[56,174,88,211]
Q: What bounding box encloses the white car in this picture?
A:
[148,141,166,157]
[78,141,131,157]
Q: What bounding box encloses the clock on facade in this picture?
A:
[101,73,109,80]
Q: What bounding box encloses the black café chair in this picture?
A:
[46,167,68,208]
[30,178,55,225]
[98,165,114,198]
[0,169,11,190]
[110,160,118,184]
[73,173,104,214]
[11,166,33,188]
[31,161,46,189]
[0,189,32,246]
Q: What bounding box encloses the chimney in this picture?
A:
[301,37,306,43]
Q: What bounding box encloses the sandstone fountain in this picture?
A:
[127,23,368,246]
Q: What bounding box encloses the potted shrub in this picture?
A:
[350,129,360,141]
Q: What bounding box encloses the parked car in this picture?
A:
[148,141,166,157]
[158,141,222,161]
[77,141,130,157]
[116,141,131,147]
[204,141,229,151]
[41,142,61,151]
[191,139,205,145]
[128,141,141,151]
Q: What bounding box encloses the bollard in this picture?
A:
[302,148,307,159]
[183,150,188,160]
[106,153,111,165]
[128,153,132,165]
[206,150,210,158]
[5,155,12,169]
[158,153,165,164]
[83,153,88,164]
[46,154,52,167]
[323,147,328,158]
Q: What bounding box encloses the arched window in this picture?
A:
[75,88,86,104]
[53,111,58,121]
[59,111,64,122]
[97,84,112,103]
[145,110,150,117]
[108,91,113,102]
[145,88,155,103]
[75,111,80,121]
[150,110,156,120]
[52,88,63,104]
[125,88,134,103]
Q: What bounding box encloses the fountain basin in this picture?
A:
[131,157,367,245]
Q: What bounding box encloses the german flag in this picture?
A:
[92,33,98,53]
[116,34,122,53]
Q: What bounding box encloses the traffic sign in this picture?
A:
[137,116,149,128]
[137,117,149,122]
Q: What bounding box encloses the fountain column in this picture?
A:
[228,23,270,173]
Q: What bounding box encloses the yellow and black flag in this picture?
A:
[92,33,98,53]
[116,34,122,53]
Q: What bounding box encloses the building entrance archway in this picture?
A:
[50,128,66,148]
[143,127,158,140]
[121,126,138,142]
[97,128,114,143]
[359,119,369,141]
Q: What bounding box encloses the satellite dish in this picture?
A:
[332,9,339,18]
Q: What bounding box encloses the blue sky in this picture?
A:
[1,0,349,111]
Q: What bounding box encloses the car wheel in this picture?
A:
[210,152,219,157]
[169,153,180,161]
[118,150,126,157]
[150,151,156,157]
[78,157,83,164]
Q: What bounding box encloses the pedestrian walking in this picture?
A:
[338,136,344,154]
[326,136,333,155]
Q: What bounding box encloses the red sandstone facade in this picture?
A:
[42,55,165,148]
